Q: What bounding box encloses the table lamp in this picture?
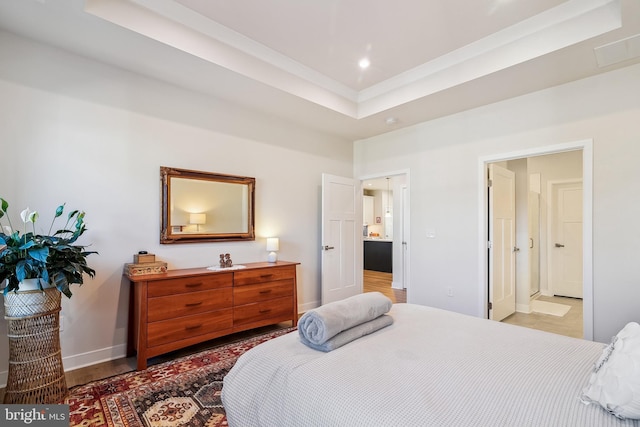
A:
[266,237,279,263]
[189,213,206,232]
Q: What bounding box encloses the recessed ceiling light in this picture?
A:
[385,117,398,125]
[358,58,370,69]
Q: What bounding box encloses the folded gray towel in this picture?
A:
[298,292,392,346]
[299,314,393,352]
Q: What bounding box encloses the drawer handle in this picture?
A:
[259,290,272,294]
[259,309,272,314]
[185,282,203,288]
[260,274,274,279]
[185,301,203,307]
[185,324,203,330]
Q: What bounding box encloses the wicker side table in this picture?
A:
[3,288,68,404]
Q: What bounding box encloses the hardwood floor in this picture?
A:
[363,269,406,303]
[1,272,403,401]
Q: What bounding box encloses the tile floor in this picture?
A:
[502,295,583,339]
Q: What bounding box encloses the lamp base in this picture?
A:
[267,251,277,263]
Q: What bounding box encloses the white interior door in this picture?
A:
[488,164,516,321]
[528,191,541,296]
[401,186,409,290]
[551,181,583,298]
[321,173,363,305]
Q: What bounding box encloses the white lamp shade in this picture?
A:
[266,237,279,251]
[266,237,279,262]
[189,213,206,225]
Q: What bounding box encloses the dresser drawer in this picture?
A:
[233,296,293,326]
[147,308,233,348]
[127,262,298,370]
[233,280,292,306]
[233,265,295,286]
[148,273,233,297]
[148,288,233,322]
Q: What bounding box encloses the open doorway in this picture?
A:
[361,173,409,303]
[480,141,593,340]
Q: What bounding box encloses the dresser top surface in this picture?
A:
[126,260,299,282]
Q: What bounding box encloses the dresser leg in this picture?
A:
[137,355,147,371]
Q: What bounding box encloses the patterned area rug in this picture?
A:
[66,327,295,426]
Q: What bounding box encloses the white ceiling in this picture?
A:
[1,0,639,140]
[173,0,568,91]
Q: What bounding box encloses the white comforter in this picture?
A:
[222,303,639,427]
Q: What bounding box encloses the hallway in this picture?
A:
[363,270,406,304]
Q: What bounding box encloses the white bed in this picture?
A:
[222,303,639,427]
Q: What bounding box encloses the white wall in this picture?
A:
[354,62,640,343]
[0,32,352,383]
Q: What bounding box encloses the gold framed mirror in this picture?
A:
[160,166,255,243]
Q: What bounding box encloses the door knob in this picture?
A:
[555,243,565,248]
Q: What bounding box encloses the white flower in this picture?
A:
[20,208,38,224]
[20,207,30,222]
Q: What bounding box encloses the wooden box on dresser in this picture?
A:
[126,261,299,370]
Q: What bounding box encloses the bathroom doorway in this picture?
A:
[484,145,589,339]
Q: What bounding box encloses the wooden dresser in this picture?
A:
[126,261,298,370]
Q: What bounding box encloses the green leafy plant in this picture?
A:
[0,198,96,298]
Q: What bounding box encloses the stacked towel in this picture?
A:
[298,292,393,352]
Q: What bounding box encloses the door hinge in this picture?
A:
[488,302,493,310]
[488,179,493,188]
[487,241,493,249]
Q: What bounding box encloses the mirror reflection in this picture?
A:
[161,167,255,243]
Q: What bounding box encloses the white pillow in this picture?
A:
[581,322,640,419]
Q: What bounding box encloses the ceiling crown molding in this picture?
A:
[358,0,621,117]
[86,0,621,120]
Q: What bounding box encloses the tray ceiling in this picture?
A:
[1,0,639,139]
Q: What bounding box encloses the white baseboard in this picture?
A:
[299,301,319,314]
[516,303,532,314]
[0,344,127,389]
[63,343,128,372]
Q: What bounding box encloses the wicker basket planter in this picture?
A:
[0,201,96,404]
[3,286,68,404]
